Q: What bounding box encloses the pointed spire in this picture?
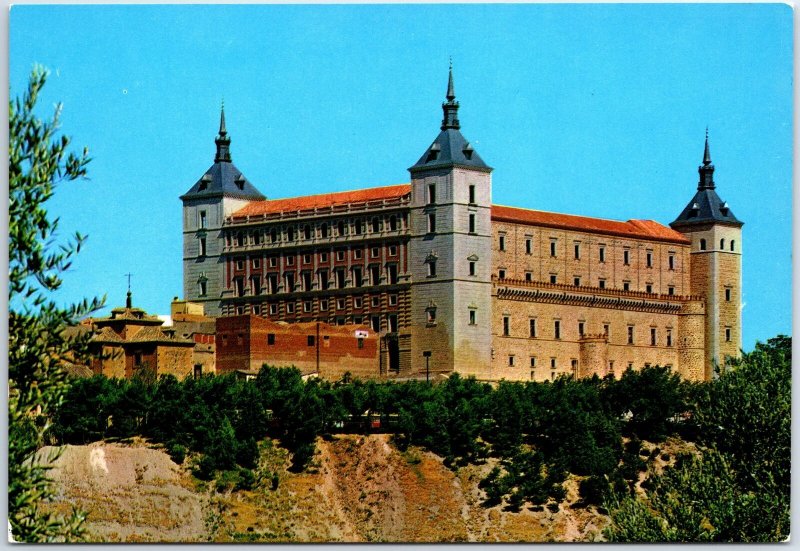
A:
[214,101,232,163]
[697,127,715,190]
[441,60,460,131]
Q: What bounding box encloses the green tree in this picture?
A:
[9,66,103,542]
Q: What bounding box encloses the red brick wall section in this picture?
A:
[216,315,380,379]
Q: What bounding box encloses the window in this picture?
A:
[199,210,207,229]
[427,261,437,277]
[199,237,207,256]
[574,243,580,259]
[468,184,476,204]
[198,280,207,297]
[253,232,261,245]
[498,269,506,279]
[251,276,262,295]
[285,273,295,290]
[623,281,630,292]
[574,277,580,287]
[354,248,363,260]
[599,246,605,263]
[371,315,381,332]
[666,329,672,347]
[571,359,578,376]
[623,249,630,265]
[303,225,312,240]
[319,270,329,290]
[336,269,346,289]
[469,261,476,276]
[525,272,532,282]
[236,232,245,247]
[303,272,313,291]
[287,227,295,241]
[320,252,329,263]
[303,254,312,264]
[627,326,634,344]
[427,184,436,204]
[320,223,329,238]
[730,240,735,251]
[371,217,380,233]
[668,254,675,270]
[286,255,294,266]
[389,215,398,231]
[603,323,610,337]
[550,358,557,369]
[578,322,585,336]
[387,264,398,284]
[427,307,437,324]
[371,247,380,259]
[269,303,278,315]
[388,314,398,332]
[720,238,725,249]
[469,309,476,325]
[508,355,515,367]
[235,278,245,297]
[725,327,731,342]
[499,235,506,251]
[646,251,653,267]
[336,298,346,310]
[252,257,260,269]
[268,274,279,294]
[388,245,397,256]
[554,320,561,339]
[530,357,536,368]
[725,288,731,301]
[267,333,275,345]
[668,286,675,296]
[307,335,315,346]
[469,214,476,233]
[550,240,557,257]
[320,299,329,311]
[352,267,363,287]
[700,238,706,250]
[370,265,380,285]
[529,319,537,338]
[503,316,510,336]
[646,284,653,294]
[357,338,364,349]
[336,249,345,261]
[550,274,557,284]
[371,296,380,307]
[599,279,606,289]
[525,238,532,255]
[650,327,657,346]
[428,213,436,233]
[236,258,244,270]
[354,220,363,235]
[269,256,278,268]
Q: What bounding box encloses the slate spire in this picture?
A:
[698,127,715,190]
[215,101,232,163]
[441,61,460,130]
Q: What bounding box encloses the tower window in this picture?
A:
[469,261,476,276]
[427,260,437,277]
[550,240,557,257]
[198,237,206,257]
[499,235,506,251]
[468,184,476,204]
[668,254,675,270]
[646,284,653,294]
[730,240,735,251]
[469,309,476,325]
[650,328,657,346]
[725,327,731,342]
[198,280,207,297]
[578,322,585,336]
[550,358,557,369]
[550,274,557,284]
[508,355,515,367]
[720,238,725,249]
[428,213,436,233]
[623,250,630,265]
[668,286,675,295]
[646,251,653,268]
[427,184,436,205]
[525,272,532,281]
[426,307,437,324]
[199,210,207,229]
[529,319,537,338]
[554,320,561,339]
[574,277,580,287]
[599,279,606,289]
[469,213,476,233]
[627,326,634,344]
[666,329,673,347]
[503,316,510,336]
[725,288,731,301]
[623,281,630,291]
[574,243,580,260]
[700,239,706,250]
[599,246,605,263]
[525,239,532,255]
[498,269,506,279]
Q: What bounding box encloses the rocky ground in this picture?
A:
[40,434,693,542]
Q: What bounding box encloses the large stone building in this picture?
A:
[181,67,743,382]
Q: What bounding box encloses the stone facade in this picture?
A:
[180,70,743,382]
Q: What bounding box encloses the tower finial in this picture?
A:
[215,101,232,163]
[441,60,460,130]
[124,272,133,308]
[698,127,715,190]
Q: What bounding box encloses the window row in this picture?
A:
[424,183,478,205]
[226,214,407,247]
[497,236,679,269]
[501,317,674,346]
[699,238,736,252]
[498,270,677,295]
[232,264,401,296]
[230,244,401,270]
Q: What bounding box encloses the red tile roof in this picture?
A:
[491,205,690,244]
[232,184,412,218]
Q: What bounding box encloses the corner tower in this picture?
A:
[670,131,743,379]
[407,64,493,378]
[180,106,265,316]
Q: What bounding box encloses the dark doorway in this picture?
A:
[387,336,400,374]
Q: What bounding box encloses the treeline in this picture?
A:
[51,336,790,542]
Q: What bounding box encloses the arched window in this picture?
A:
[303,225,311,240]
[720,238,725,249]
[371,217,380,233]
[287,227,295,241]
[320,223,329,238]
[699,239,706,251]
[337,221,346,236]
[389,215,397,231]
[730,240,735,251]
[270,228,277,243]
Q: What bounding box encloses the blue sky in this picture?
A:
[9,4,793,350]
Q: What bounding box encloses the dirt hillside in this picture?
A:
[40,434,632,542]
